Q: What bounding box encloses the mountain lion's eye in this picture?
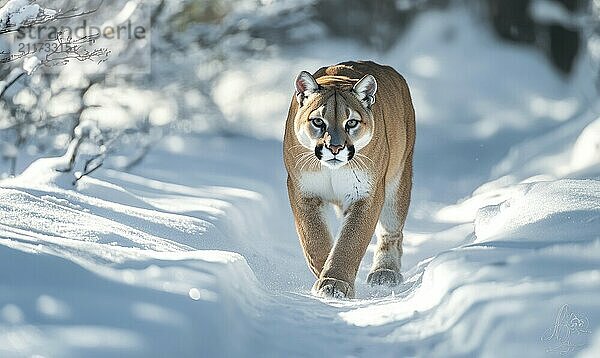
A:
[310,118,324,127]
[346,119,359,129]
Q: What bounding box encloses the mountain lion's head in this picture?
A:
[293,71,377,169]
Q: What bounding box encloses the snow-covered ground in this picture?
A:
[1,8,599,358]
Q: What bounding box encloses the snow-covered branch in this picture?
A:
[0,0,105,34]
[1,0,110,71]
[0,68,25,99]
[0,0,57,34]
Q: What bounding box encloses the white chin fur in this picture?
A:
[321,159,348,169]
[320,147,350,169]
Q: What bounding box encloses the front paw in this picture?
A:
[312,278,354,299]
[367,268,402,287]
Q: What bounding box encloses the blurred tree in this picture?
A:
[485,0,584,74]
[172,0,233,30]
[1,0,598,179]
[487,0,537,43]
[314,0,448,52]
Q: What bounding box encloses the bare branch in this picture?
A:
[0,50,28,64]
[41,33,111,66]
[0,71,25,99]
[73,152,104,184]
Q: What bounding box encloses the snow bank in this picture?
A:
[0,242,265,357]
[0,136,276,357]
[339,179,599,356]
[3,132,598,357]
[475,180,600,243]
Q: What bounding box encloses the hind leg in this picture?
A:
[367,161,412,286]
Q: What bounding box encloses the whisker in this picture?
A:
[355,156,368,171]
[287,144,307,152]
[295,156,313,170]
[350,156,362,170]
[294,150,313,157]
[305,158,315,172]
[299,156,315,172]
[355,153,374,164]
[312,157,322,171]
[293,152,314,163]
[307,157,321,172]
[294,152,313,161]
[361,157,370,170]
[294,154,312,169]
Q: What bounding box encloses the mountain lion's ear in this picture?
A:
[295,71,319,106]
[353,74,377,109]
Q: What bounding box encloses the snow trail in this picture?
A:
[1,133,598,357]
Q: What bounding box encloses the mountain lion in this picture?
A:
[283,61,416,298]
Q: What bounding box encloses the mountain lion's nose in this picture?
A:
[328,144,344,155]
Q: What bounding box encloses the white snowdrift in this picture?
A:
[475,179,600,243]
[340,179,599,356]
[0,136,276,358]
[2,134,598,357]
